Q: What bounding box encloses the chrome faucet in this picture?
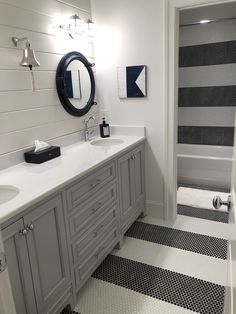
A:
[84,116,96,141]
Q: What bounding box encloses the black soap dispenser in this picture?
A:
[99,117,110,138]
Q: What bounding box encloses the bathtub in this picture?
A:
[177,144,233,190]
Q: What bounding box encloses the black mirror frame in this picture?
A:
[56,51,96,117]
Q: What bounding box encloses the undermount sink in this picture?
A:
[90,138,124,147]
[0,185,19,205]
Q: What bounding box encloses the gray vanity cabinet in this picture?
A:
[2,219,38,314]
[64,161,120,292]
[2,195,71,314]
[118,144,145,233]
[1,140,145,313]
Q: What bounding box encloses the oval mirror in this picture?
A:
[56,51,96,116]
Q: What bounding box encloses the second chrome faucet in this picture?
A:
[84,116,96,141]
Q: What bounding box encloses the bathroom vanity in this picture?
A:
[0,132,145,314]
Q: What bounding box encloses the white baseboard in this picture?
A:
[146,200,164,219]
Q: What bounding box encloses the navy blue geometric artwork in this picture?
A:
[117,65,147,98]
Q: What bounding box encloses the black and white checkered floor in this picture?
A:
[75,196,229,313]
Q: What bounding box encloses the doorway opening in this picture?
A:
[176,2,235,220]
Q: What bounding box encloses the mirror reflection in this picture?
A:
[56,51,96,117]
[65,60,91,110]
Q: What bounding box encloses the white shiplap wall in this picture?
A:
[0,0,98,162]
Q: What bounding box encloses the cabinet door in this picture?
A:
[118,150,135,224]
[24,195,70,314]
[2,219,37,314]
[132,145,145,206]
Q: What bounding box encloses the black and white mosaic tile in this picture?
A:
[125,221,228,259]
[92,255,225,314]
[177,204,229,224]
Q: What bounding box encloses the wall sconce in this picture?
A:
[59,15,95,39]
[12,36,40,91]
[60,14,83,38]
[85,19,95,38]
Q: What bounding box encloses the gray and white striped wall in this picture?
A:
[178,3,236,147]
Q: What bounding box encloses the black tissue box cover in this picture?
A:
[24,146,61,164]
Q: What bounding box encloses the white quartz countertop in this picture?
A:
[0,132,145,225]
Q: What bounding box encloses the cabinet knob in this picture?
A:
[27,223,34,231]
[131,154,136,160]
[19,229,28,236]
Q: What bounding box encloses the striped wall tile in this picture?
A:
[179,64,236,88]
[180,2,236,26]
[178,126,234,146]
[178,107,235,127]
[179,20,236,47]
[179,86,236,107]
[179,40,236,67]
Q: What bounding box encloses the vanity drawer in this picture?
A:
[74,226,118,291]
[66,161,116,212]
[71,203,118,266]
[68,182,117,239]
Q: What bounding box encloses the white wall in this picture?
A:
[91,0,166,217]
[0,0,98,168]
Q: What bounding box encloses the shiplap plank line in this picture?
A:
[0,1,90,35]
[0,106,73,134]
[179,64,236,88]
[56,0,91,13]
[0,2,55,35]
[0,70,31,91]
[34,71,56,90]
[0,109,99,155]
[0,25,94,57]
[0,0,91,16]
[0,0,97,159]
[178,107,235,127]
[0,49,94,72]
[0,70,56,90]
[0,90,60,112]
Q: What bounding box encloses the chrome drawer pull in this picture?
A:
[91,202,103,213]
[90,178,101,188]
[93,224,104,237]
